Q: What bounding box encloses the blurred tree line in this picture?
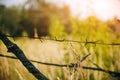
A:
[0,0,120,40]
[0,0,71,37]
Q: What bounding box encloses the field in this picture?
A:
[0,35,120,80]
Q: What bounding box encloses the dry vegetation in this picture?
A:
[0,37,120,80]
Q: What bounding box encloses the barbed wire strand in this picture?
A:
[5,35,120,46]
[0,53,120,77]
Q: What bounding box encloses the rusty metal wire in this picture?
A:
[0,53,120,78]
[5,35,120,46]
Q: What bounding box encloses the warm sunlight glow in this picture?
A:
[92,0,120,20]
[47,0,120,20]
[1,0,120,20]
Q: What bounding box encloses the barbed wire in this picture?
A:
[5,35,120,46]
[1,32,120,79]
[0,53,120,77]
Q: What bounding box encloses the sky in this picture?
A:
[0,0,120,21]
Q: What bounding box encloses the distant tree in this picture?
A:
[0,0,71,37]
[20,0,71,37]
[0,5,23,35]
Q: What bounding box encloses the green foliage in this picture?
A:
[69,16,118,43]
[0,5,23,35]
[48,4,120,43]
[49,17,67,39]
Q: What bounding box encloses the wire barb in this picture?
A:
[4,35,120,46]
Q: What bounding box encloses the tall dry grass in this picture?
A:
[0,38,120,80]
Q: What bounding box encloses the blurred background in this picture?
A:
[0,0,120,80]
